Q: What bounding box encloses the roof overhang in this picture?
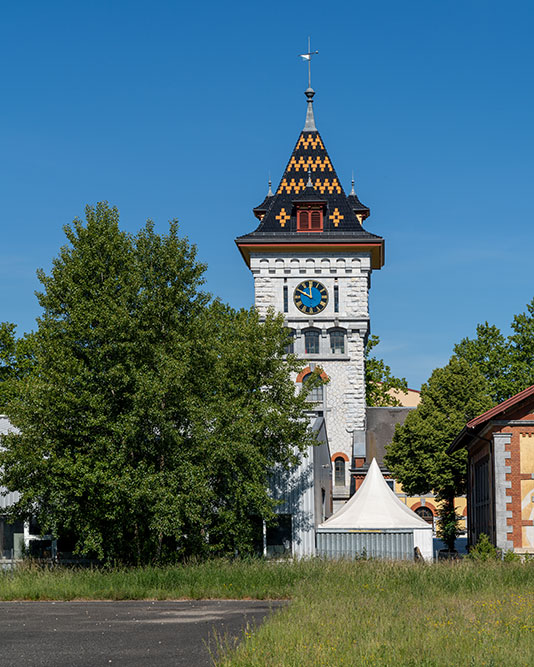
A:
[235,239,385,270]
[448,384,534,454]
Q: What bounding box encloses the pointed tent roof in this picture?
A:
[318,459,430,531]
[236,89,384,269]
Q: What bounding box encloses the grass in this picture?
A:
[2,558,534,665]
[0,558,307,601]
[221,559,534,667]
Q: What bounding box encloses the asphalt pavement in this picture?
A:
[0,599,286,666]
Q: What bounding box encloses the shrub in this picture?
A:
[468,533,497,561]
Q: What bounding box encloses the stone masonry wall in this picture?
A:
[250,251,371,485]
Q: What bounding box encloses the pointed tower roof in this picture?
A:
[347,176,370,220]
[236,89,384,268]
[318,459,430,531]
[252,179,275,221]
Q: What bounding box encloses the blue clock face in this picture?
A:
[294,281,328,314]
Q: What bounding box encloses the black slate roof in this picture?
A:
[236,128,381,245]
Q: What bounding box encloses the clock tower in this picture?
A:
[235,86,384,508]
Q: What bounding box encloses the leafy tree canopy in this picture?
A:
[365,335,408,406]
[0,323,35,412]
[0,202,315,564]
[384,356,493,550]
[455,298,534,403]
[385,356,493,498]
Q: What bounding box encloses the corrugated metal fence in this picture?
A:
[0,489,20,510]
[316,530,414,560]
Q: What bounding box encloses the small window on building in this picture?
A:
[415,506,434,525]
[283,285,288,313]
[334,457,345,486]
[284,329,295,354]
[334,284,339,312]
[310,210,323,231]
[297,209,323,232]
[302,372,323,403]
[304,329,320,355]
[330,329,345,354]
[385,480,395,491]
[298,210,310,231]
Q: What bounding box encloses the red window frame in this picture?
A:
[297,207,323,232]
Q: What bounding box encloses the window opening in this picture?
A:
[334,284,339,312]
[283,285,288,313]
[415,506,434,525]
[334,457,345,486]
[298,210,310,231]
[330,330,345,354]
[310,210,322,230]
[304,329,320,354]
[302,372,323,403]
[284,329,295,354]
[266,514,292,558]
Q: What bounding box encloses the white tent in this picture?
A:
[317,458,433,561]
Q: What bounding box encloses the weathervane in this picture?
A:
[299,37,319,89]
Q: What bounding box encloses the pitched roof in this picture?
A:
[466,384,534,428]
[235,89,384,266]
[317,458,430,531]
[448,384,534,453]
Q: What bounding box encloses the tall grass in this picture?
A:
[2,559,534,665]
[222,560,534,666]
[0,558,313,601]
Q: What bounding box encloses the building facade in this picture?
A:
[449,385,534,553]
[236,86,384,512]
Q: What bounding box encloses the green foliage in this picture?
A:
[4,560,534,665]
[365,335,408,406]
[0,202,314,564]
[468,533,498,561]
[503,549,521,563]
[455,298,534,403]
[436,495,462,552]
[0,323,35,412]
[385,356,493,499]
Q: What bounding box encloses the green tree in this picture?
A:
[455,298,534,404]
[365,335,408,406]
[0,323,35,412]
[0,202,314,563]
[384,356,493,551]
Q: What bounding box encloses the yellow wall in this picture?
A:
[520,435,534,548]
[386,387,421,408]
[392,480,467,532]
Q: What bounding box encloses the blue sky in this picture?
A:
[1,1,533,389]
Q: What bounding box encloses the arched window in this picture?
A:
[415,506,434,525]
[329,329,345,354]
[304,329,320,355]
[302,372,323,403]
[298,210,310,231]
[334,457,345,486]
[284,329,295,354]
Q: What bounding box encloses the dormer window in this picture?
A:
[298,210,310,230]
[297,206,323,232]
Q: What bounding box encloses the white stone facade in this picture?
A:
[250,251,372,489]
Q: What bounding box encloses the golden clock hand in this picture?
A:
[297,288,313,299]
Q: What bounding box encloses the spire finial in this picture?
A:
[350,171,356,196]
[267,175,273,197]
[306,168,313,188]
[300,38,319,132]
[299,37,319,88]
